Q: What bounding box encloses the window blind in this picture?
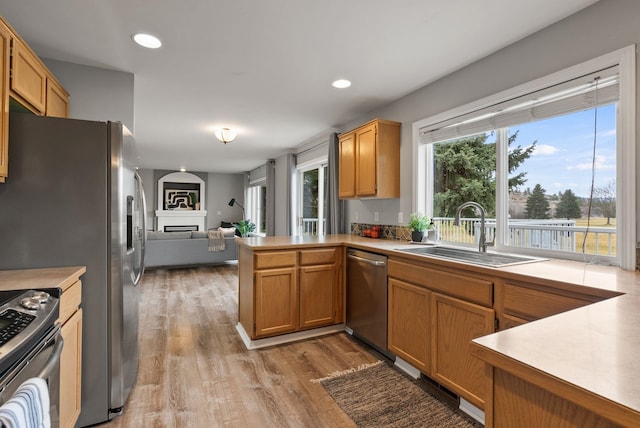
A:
[419,66,619,144]
[295,142,328,167]
[248,164,267,185]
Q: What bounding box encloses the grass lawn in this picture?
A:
[574,218,616,256]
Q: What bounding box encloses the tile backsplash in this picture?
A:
[350,223,412,241]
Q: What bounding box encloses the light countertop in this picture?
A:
[0,266,86,292]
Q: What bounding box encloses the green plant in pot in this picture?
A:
[408,212,430,243]
[189,192,200,210]
[233,219,256,238]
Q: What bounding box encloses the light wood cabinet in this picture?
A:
[0,23,8,183]
[10,38,47,114]
[299,264,337,329]
[255,267,298,337]
[491,367,622,428]
[431,292,494,409]
[338,131,356,198]
[239,246,343,339]
[0,17,69,183]
[60,308,82,428]
[299,247,342,329]
[57,278,83,428]
[338,119,400,199]
[46,78,69,118]
[387,277,431,373]
[388,257,494,409]
[495,279,605,330]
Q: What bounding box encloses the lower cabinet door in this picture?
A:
[387,278,431,374]
[255,267,298,337]
[299,264,337,329]
[60,308,83,428]
[431,293,494,409]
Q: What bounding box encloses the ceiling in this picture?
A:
[0,0,599,173]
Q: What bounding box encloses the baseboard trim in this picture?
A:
[459,397,485,425]
[394,356,421,379]
[236,323,346,350]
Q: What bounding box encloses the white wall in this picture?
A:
[206,172,245,228]
[332,0,640,240]
[42,59,135,132]
[274,153,293,235]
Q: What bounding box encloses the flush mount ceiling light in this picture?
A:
[132,33,162,49]
[332,79,352,89]
[215,128,237,144]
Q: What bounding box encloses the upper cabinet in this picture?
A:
[0,16,69,182]
[339,119,400,199]
[46,78,69,118]
[11,38,47,114]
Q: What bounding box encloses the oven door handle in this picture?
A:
[38,337,64,379]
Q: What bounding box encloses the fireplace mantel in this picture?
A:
[155,209,207,232]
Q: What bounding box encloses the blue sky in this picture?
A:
[508,104,616,198]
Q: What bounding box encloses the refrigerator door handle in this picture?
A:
[133,171,147,286]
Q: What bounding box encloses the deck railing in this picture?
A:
[300,218,324,236]
[432,217,616,256]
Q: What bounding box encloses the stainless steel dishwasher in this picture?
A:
[346,248,393,360]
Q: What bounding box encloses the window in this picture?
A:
[296,163,327,236]
[247,183,266,236]
[414,47,635,269]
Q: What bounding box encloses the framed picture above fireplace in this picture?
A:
[164,189,199,210]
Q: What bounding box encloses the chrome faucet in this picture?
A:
[453,201,495,253]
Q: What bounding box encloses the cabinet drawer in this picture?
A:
[389,259,492,307]
[254,251,296,269]
[59,280,81,325]
[299,248,337,266]
[503,282,592,321]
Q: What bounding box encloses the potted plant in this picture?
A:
[233,219,256,238]
[408,212,430,243]
[189,192,200,210]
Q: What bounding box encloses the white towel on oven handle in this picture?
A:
[0,377,50,428]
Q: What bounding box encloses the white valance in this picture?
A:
[419,66,619,144]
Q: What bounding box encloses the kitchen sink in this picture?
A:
[396,246,545,267]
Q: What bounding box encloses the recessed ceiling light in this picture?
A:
[332,79,351,89]
[132,33,162,49]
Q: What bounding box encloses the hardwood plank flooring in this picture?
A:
[97,263,379,428]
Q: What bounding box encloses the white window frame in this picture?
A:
[295,157,328,237]
[412,46,635,270]
[246,180,266,237]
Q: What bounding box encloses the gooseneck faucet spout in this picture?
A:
[453,201,494,253]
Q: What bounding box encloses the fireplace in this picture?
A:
[155,172,207,231]
[164,225,199,232]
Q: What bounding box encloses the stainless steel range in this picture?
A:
[0,289,62,427]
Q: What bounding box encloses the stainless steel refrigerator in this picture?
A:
[0,113,147,426]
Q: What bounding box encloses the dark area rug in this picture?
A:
[315,361,482,428]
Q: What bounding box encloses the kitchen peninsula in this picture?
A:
[236,234,640,426]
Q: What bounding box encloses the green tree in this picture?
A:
[555,189,582,219]
[433,131,535,217]
[302,169,318,218]
[525,184,550,219]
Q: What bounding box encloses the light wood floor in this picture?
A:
[97,263,380,428]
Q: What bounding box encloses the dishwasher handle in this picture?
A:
[347,253,387,266]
